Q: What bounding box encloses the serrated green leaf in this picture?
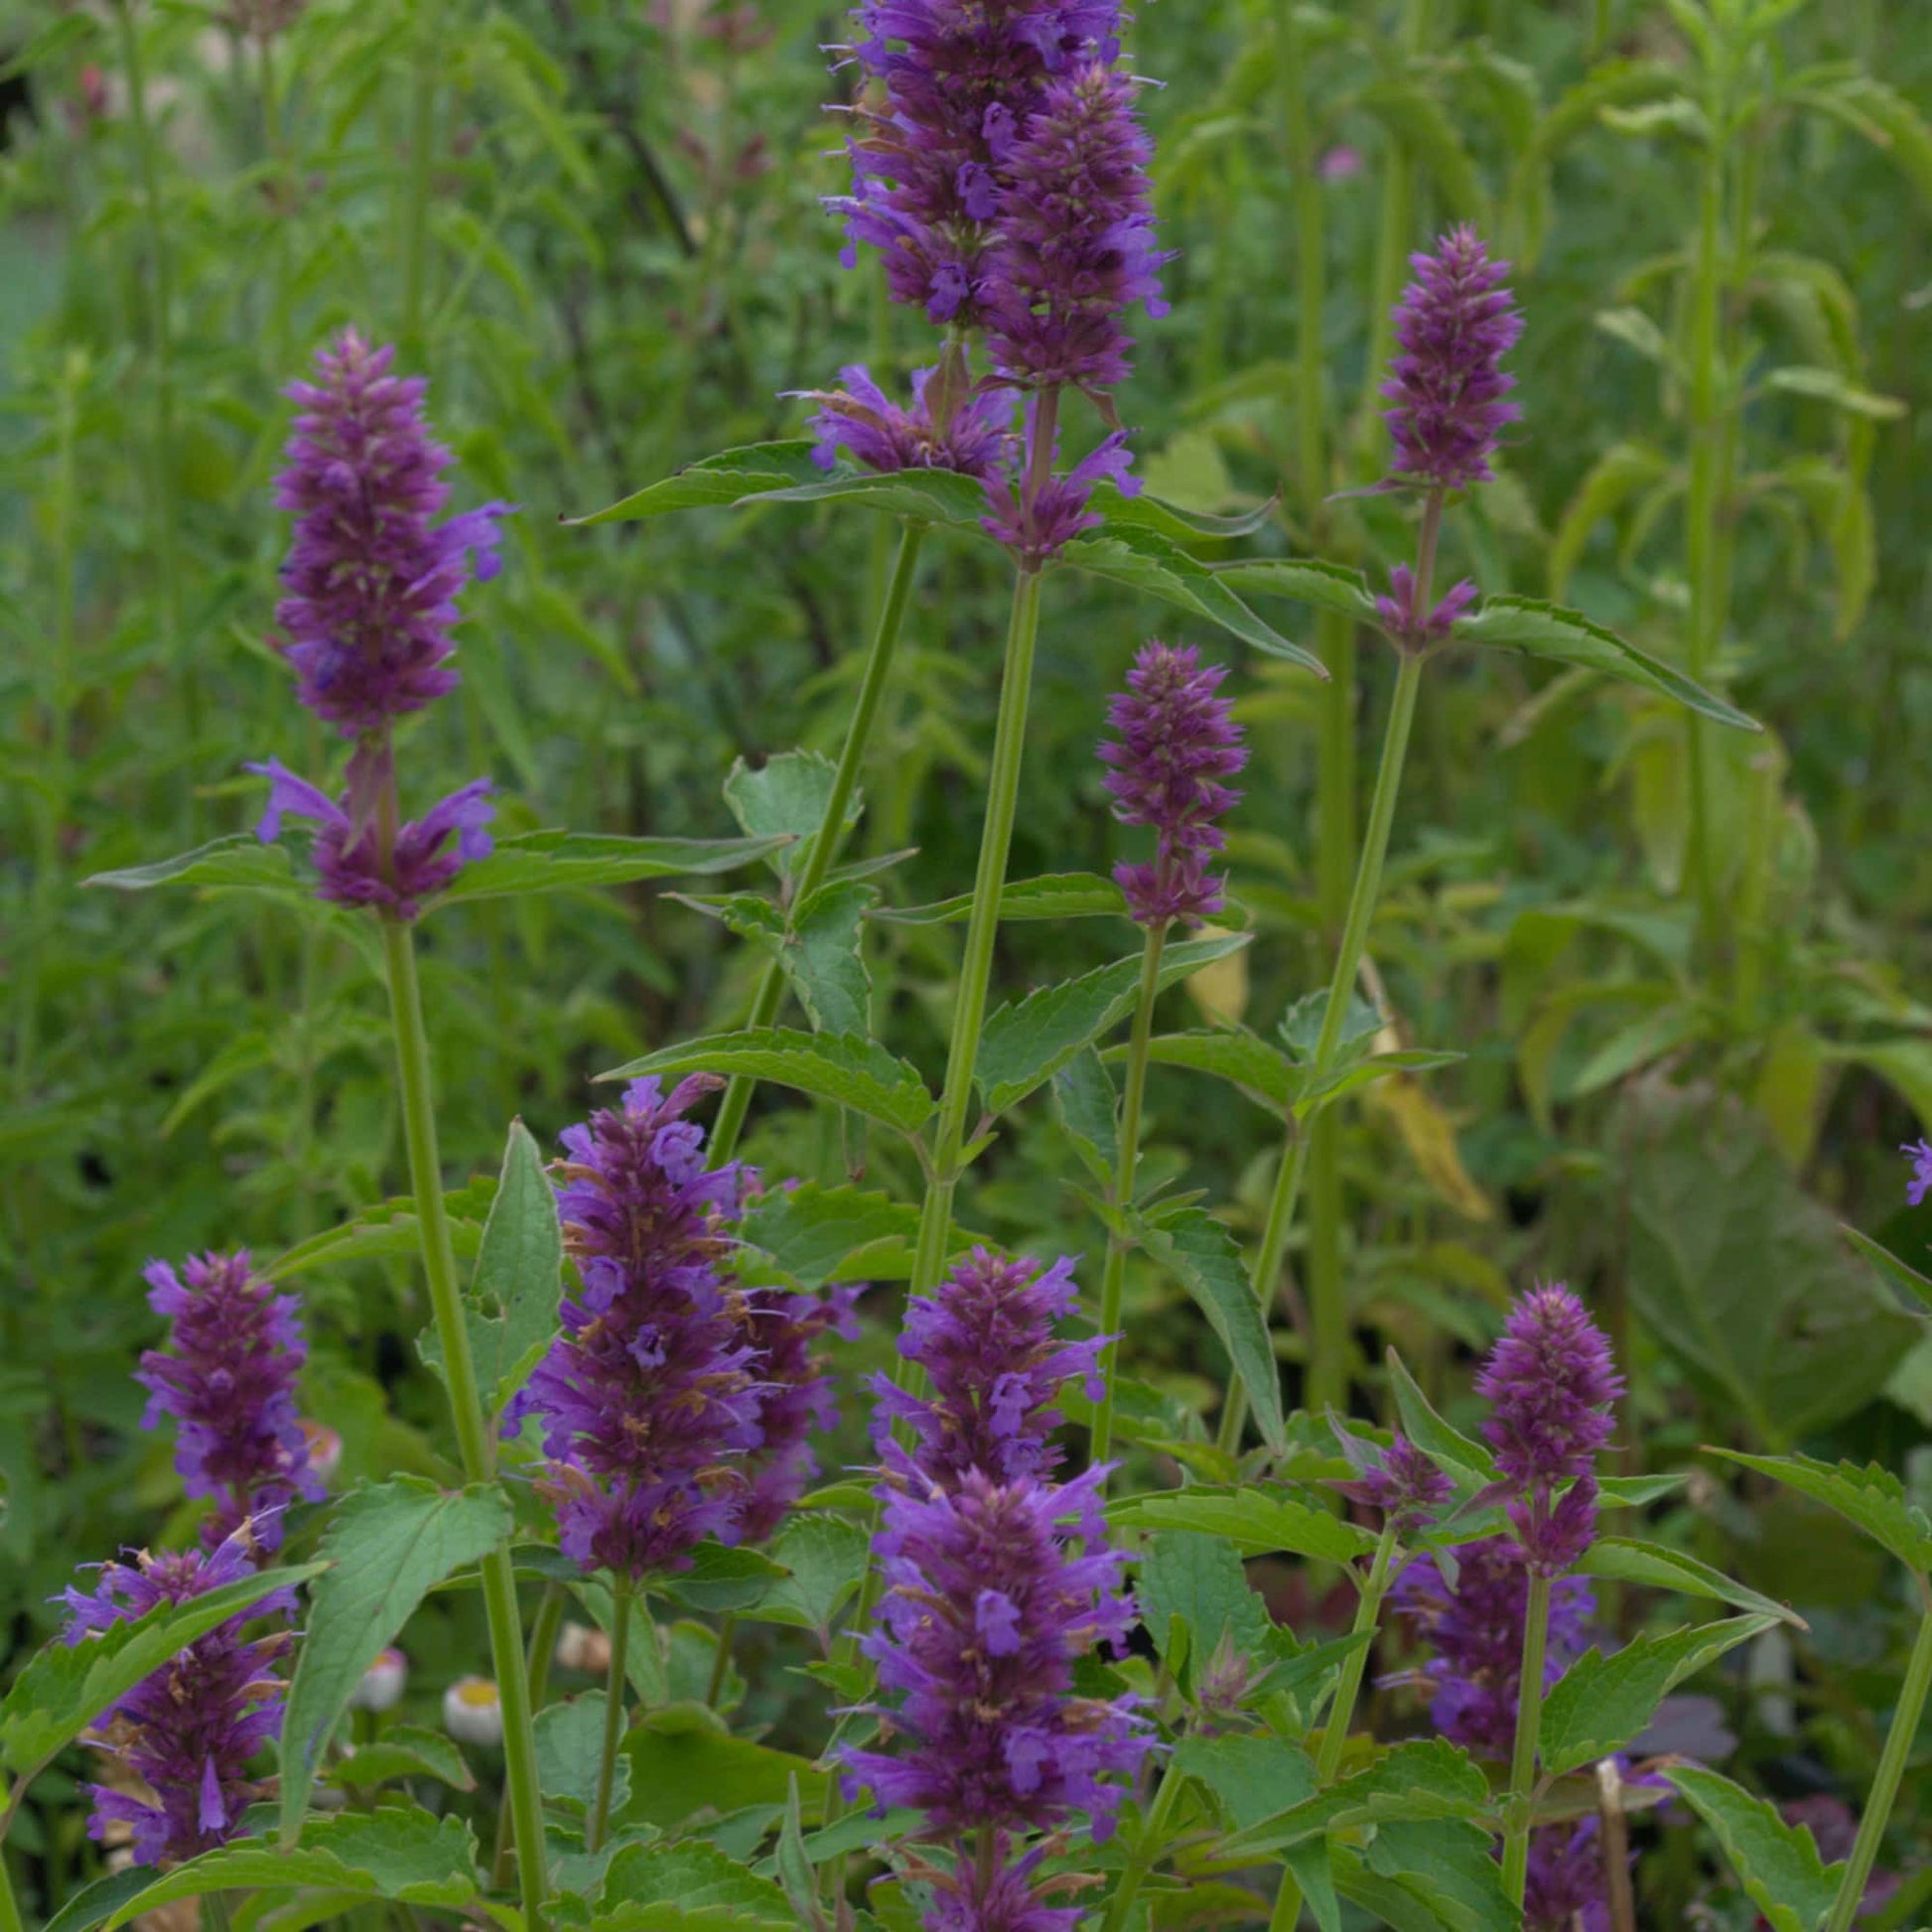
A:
[1211,558,1380,622]
[1090,482,1278,541]
[723,751,857,880]
[655,1543,791,1615]
[1051,1046,1120,1190]
[747,466,989,525]
[1707,1450,1932,1572]
[1450,596,1758,730]
[1279,987,1380,1064]
[535,1692,631,1815]
[83,836,303,898]
[38,1869,156,1932]
[267,1188,487,1284]
[565,441,826,522]
[615,1703,826,1831]
[1217,1738,1491,1860]
[1176,1732,1317,1829]
[1841,1225,1932,1317]
[975,933,1251,1116]
[1363,1820,1516,1932]
[874,872,1130,926]
[1665,1766,1845,1932]
[1577,1537,1805,1627]
[1107,1029,1295,1110]
[1385,1349,1496,1488]
[1299,1048,1463,1114]
[437,832,791,905]
[1135,1533,1270,1672]
[739,1181,921,1289]
[782,881,875,1036]
[326,1725,476,1793]
[279,1479,514,1837]
[750,1516,869,1645]
[1110,1487,1375,1562]
[602,1030,933,1137]
[1131,1203,1286,1451]
[1,1562,326,1780]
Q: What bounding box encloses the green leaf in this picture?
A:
[1132,1203,1286,1452]
[326,1725,476,1793]
[38,1870,156,1932]
[874,872,1130,926]
[1176,1732,1317,1829]
[773,1777,817,1929]
[595,1908,795,1932]
[602,1030,934,1137]
[0,10,102,79]
[268,1189,487,1284]
[437,832,791,905]
[1109,1030,1295,1110]
[781,882,875,1036]
[83,836,302,898]
[723,751,858,879]
[655,1543,791,1616]
[565,441,826,522]
[615,1703,826,1832]
[739,1181,921,1289]
[1790,73,1932,212]
[1059,527,1327,675]
[1279,987,1380,1064]
[1385,1348,1496,1489]
[1134,1533,1270,1672]
[534,1693,631,1815]
[975,933,1251,1116]
[278,1479,514,1838]
[1211,558,1380,623]
[1841,1225,1932,1318]
[747,466,990,526]
[1357,79,1488,219]
[1051,1046,1120,1190]
[1664,1765,1844,1932]
[419,1120,562,1421]
[1091,482,1278,542]
[1539,1615,1775,1777]
[1110,1487,1375,1562]
[1216,1739,1491,1860]
[1,1562,326,1779]
[99,1813,488,1928]
[1451,596,1759,730]
[751,1516,870,1646]
[1577,1537,1805,1627]
[1763,366,1907,421]
[604,1840,795,1922]
[1298,1048,1463,1115]
[1621,1081,1920,1443]
[1706,1450,1932,1573]
[1364,1821,1517,1932]
[1548,442,1675,602]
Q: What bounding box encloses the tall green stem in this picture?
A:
[589,1579,632,1854]
[1500,1572,1553,1907]
[492,1585,567,1890]
[1218,639,1429,1452]
[1089,922,1168,1471]
[1824,1592,1932,1932]
[0,1777,23,1932]
[709,520,927,1163]
[1099,1761,1186,1932]
[1316,1520,1400,1780]
[401,0,447,351]
[380,921,548,1929]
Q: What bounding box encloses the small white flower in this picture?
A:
[300,1420,343,1485]
[348,1647,408,1713]
[442,1676,503,1746]
[554,1620,612,1674]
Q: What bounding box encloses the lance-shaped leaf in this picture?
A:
[1110,1487,1375,1563]
[1538,1615,1775,1778]
[278,1479,514,1837]
[603,1030,934,1138]
[564,440,825,522]
[975,932,1252,1116]
[1052,1046,1119,1190]
[435,831,791,905]
[1087,479,1277,542]
[1706,1450,1932,1574]
[1664,1766,1845,1932]
[876,872,1131,926]
[1104,1029,1296,1111]
[1216,1738,1491,1860]
[1577,1537,1805,1628]
[1,1561,327,1780]
[1386,1348,1496,1489]
[743,466,991,526]
[1212,557,1381,623]
[84,836,303,898]
[1841,1224,1932,1319]
[1449,596,1759,730]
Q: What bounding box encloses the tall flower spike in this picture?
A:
[799,363,1015,480]
[1097,641,1247,929]
[502,1076,764,1582]
[737,1285,862,1546]
[274,330,511,736]
[138,1252,323,1552]
[871,1248,1102,1487]
[1381,225,1523,492]
[63,1528,296,1866]
[841,1464,1154,1839]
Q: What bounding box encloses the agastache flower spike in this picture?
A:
[1902,1136,1932,1206]
[502,1076,764,1582]
[1097,641,1247,929]
[737,1285,861,1545]
[872,1248,1102,1486]
[138,1252,323,1552]
[63,1528,296,1866]
[799,363,1014,481]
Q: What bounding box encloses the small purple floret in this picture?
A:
[801,363,1014,480]
[925,1836,1085,1932]
[1337,1433,1454,1529]
[1373,565,1478,648]
[138,1252,323,1552]
[738,1285,861,1546]
[1903,1138,1932,1206]
[1097,641,1247,929]
[981,422,1137,568]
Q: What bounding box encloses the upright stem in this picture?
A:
[1500,1572,1554,1907]
[589,1579,633,1854]
[492,1584,567,1889]
[379,921,548,1929]
[0,1782,23,1932]
[1099,1759,1186,1932]
[1089,921,1169,1471]
[1315,1520,1400,1781]
[709,521,927,1163]
[1823,1592,1932,1932]
[401,0,447,351]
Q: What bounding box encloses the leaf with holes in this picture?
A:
[723,750,859,880]
[779,881,875,1036]
[874,872,1130,926]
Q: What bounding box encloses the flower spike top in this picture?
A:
[736,1284,862,1546]
[872,1248,1102,1486]
[1098,641,1247,929]
[800,363,1015,480]
[275,330,511,736]
[841,1463,1154,1839]
[1381,225,1523,492]
[502,1076,764,1582]
[1903,1136,1932,1206]
[1335,1432,1454,1530]
[138,1252,324,1551]
[62,1528,296,1866]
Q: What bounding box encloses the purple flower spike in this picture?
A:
[1337,1433,1454,1530]
[1097,641,1247,929]
[1381,225,1523,491]
[138,1252,323,1552]
[246,759,494,921]
[1372,565,1478,650]
[275,329,512,735]
[1903,1137,1932,1206]
[873,1249,1100,1487]
[737,1285,862,1546]
[982,61,1169,396]
[981,425,1137,568]
[800,363,1015,480]
[62,1529,297,1866]
[503,1077,763,1583]
[925,1835,1086,1932]
[840,1465,1154,1840]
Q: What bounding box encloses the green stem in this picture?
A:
[1824,1592,1932,1932]
[0,1776,23,1932]
[709,520,927,1163]
[706,1614,739,1708]
[1315,1519,1400,1781]
[492,1585,567,1889]
[1684,137,1725,955]
[1099,1761,1186,1932]
[400,0,447,350]
[589,1579,632,1854]
[379,920,548,1929]
[1500,1572,1553,1907]
[1218,640,1429,1451]
[1089,921,1169,1472]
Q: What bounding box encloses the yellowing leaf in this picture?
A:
[1364,1077,1492,1221]
[1186,926,1250,1027]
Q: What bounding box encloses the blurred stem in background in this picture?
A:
[401,0,447,355]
